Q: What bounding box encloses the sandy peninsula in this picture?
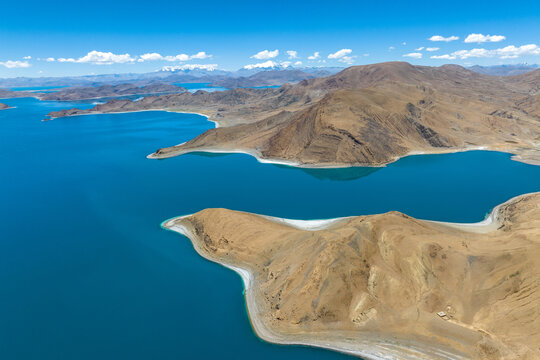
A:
[0,103,12,110]
[163,192,540,360]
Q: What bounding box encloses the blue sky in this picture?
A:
[1,0,540,77]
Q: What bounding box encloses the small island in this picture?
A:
[164,192,540,360]
[0,103,12,110]
[0,89,35,99]
[38,83,187,101]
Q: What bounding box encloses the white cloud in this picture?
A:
[243,60,278,70]
[388,46,395,51]
[429,35,459,42]
[363,53,370,57]
[307,51,320,60]
[328,48,352,59]
[496,44,540,58]
[58,51,135,65]
[251,49,279,60]
[140,53,163,61]
[23,56,31,60]
[46,57,55,62]
[0,60,31,68]
[294,61,302,66]
[190,51,211,59]
[402,42,407,46]
[431,44,540,60]
[430,54,457,60]
[464,33,506,43]
[403,52,423,59]
[286,50,298,59]
[161,64,218,72]
[452,48,491,59]
[426,47,440,52]
[139,51,211,62]
[280,61,292,68]
[415,47,425,51]
[164,54,189,61]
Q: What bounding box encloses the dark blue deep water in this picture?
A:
[1,97,539,360]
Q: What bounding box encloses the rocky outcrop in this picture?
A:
[0,103,11,110]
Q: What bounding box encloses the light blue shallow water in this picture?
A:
[1,97,539,360]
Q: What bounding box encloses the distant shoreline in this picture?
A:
[44,108,213,124]
[38,90,188,102]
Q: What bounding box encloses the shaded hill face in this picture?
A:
[39,83,187,101]
[166,193,540,360]
[48,62,540,166]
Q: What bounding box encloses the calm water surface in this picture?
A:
[1,97,539,360]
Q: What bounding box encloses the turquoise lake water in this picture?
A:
[174,82,228,92]
[1,97,539,359]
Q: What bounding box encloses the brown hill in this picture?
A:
[0,89,37,99]
[165,192,540,360]
[39,83,186,101]
[47,62,540,166]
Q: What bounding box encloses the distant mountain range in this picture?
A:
[468,64,539,76]
[210,69,335,88]
[0,67,343,89]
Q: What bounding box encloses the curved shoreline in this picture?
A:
[147,144,523,169]
[160,195,532,359]
[44,108,214,124]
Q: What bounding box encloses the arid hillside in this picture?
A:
[165,192,540,360]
